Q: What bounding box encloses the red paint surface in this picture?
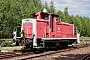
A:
[23,22,32,38]
[22,12,77,39]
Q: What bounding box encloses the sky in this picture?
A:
[41,0,90,18]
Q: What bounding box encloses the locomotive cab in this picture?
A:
[31,12,49,20]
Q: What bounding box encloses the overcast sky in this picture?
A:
[41,0,90,17]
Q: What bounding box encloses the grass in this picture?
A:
[0,39,12,40]
[80,37,90,40]
[0,46,23,51]
[0,39,12,42]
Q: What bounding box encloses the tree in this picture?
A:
[49,1,56,13]
[43,1,49,12]
[73,15,82,34]
[0,0,43,38]
[64,6,69,22]
[57,10,66,22]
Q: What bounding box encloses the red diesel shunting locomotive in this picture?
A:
[13,9,80,49]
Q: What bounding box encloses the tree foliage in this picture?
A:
[0,0,90,38]
[0,0,43,38]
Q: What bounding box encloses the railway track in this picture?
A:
[0,44,90,60]
[10,44,90,60]
[81,54,90,60]
[0,51,33,60]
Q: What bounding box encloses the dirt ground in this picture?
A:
[31,45,90,60]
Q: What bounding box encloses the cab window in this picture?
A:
[41,13,49,20]
[44,14,49,20]
[55,16,60,22]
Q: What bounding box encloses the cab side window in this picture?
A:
[44,14,49,20]
[41,13,49,20]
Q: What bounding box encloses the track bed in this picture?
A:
[1,43,89,60]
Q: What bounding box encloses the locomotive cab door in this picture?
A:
[13,26,21,45]
[13,26,21,38]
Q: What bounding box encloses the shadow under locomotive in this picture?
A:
[19,38,77,53]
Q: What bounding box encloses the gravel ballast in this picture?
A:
[31,46,90,60]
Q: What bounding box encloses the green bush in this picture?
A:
[1,42,14,47]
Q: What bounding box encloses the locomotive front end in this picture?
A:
[21,18,37,48]
[13,18,37,48]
